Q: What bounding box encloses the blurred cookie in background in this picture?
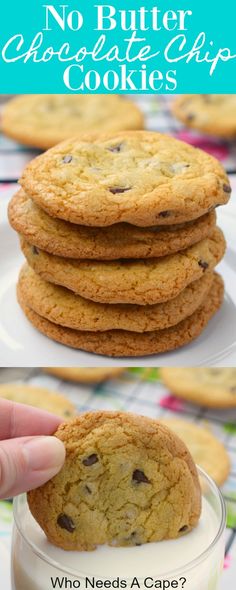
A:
[44,367,125,383]
[161,418,230,486]
[172,94,236,138]
[0,383,76,418]
[160,368,236,408]
[2,94,144,149]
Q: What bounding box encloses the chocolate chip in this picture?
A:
[130,532,142,546]
[109,187,131,194]
[179,525,188,534]
[223,184,232,193]
[132,469,150,484]
[63,155,73,163]
[107,144,122,153]
[187,114,195,121]
[82,453,98,466]
[57,514,76,532]
[32,246,39,255]
[85,485,92,494]
[198,260,209,270]
[158,211,171,218]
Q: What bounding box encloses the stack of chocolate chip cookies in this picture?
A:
[8,131,231,357]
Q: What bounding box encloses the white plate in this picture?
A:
[1,186,236,367]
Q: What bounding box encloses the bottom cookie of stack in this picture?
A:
[17,270,224,357]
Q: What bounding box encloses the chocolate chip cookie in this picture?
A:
[160,368,236,408]
[162,418,230,486]
[43,368,124,383]
[27,411,201,550]
[20,131,231,227]
[173,94,236,138]
[17,273,224,357]
[0,383,76,418]
[20,227,225,305]
[2,95,144,149]
[18,263,215,332]
[8,190,217,260]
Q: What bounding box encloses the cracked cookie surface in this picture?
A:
[18,264,214,332]
[20,227,225,305]
[0,383,76,418]
[173,94,236,138]
[17,273,224,357]
[9,190,217,260]
[27,411,201,550]
[20,131,231,227]
[160,368,236,408]
[2,95,144,150]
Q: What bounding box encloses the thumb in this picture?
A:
[0,436,65,499]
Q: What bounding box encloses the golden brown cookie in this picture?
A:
[17,273,224,357]
[161,418,230,486]
[8,190,217,260]
[0,383,76,418]
[43,368,124,383]
[27,411,201,550]
[20,131,231,227]
[160,368,236,408]
[18,263,214,332]
[172,94,236,138]
[20,227,225,305]
[2,95,144,149]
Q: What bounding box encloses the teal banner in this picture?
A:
[0,0,236,93]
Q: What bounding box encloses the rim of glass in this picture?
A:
[13,466,226,580]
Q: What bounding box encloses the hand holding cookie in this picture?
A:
[0,398,65,499]
[28,411,201,550]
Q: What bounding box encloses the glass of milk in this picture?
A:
[11,467,226,590]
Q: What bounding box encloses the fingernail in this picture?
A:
[23,436,65,471]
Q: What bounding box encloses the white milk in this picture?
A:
[11,497,225,590]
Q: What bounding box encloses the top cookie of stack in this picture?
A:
[9,130,230,357]
[19,130,230,226]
